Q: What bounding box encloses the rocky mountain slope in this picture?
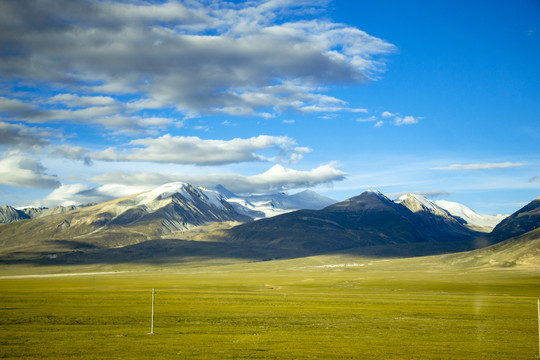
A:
[0,205,30,224]
[486,196,540,242]
[0,185,336,225]
[0,182,251,255]
[1,184,533,265]
[226,191,481,256]
[0,204,90,224]
[395,193,479,240]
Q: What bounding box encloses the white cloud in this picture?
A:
[88,163,347,198]
[193,125,210,132]
[431,162,524,171]
[221,120,238,127]
[34,162,347,206]
[0,0,395,121]
[356,116,377,122]
[39,183,93,207]
[90,134,310,166]
[394,115,419,126]
[246,163,346,193]
[50,94,116,107]
[356,116,383,128]
[380,112,420,126]
[38,183,149,207]
[0,155,60,188]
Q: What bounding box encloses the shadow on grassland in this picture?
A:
[0,236,492,267]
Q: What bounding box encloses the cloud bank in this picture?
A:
[0,155,60,189]
[0,122,51,150]
[90,163,347,195]
[0,0,396,124]
[39,163,347,206]
[91,134,311,165]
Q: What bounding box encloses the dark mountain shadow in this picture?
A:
[0,236,489,267]
[0,238,300,266]
[333,239,486,258]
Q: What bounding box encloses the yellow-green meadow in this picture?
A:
[1,257,538,359]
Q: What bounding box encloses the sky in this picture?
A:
[0,0,538,215]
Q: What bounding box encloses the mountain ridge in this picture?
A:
[487,197,540,242]
[1,183,533,266]
[225,190,482,257]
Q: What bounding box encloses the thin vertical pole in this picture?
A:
[150,288,155,335]
[537,299,540,358]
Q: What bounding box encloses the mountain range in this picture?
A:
[0,204,90,224]
[0,182,537,267]
[227,191,482,256]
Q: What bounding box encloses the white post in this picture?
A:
[537,299,540,358]
[150,288,155,335]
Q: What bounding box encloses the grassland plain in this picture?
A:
[0,257,539,359]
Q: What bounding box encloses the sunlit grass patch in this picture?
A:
[0,261,538,359]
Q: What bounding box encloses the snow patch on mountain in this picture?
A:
[395,193,505,233]
[365,189,384,197]
[397,193,439,212]
[395,193,452,219]
[229,197,293,219]
[136,182,228,212]
[435,200,507,232]
[140,182,192,202]
[212,185,337,219]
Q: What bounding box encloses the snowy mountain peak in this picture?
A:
[136,182,228,212]
[396,193,442,214]
[362,190,394,203]
[263,164,288,175]
[365,189,382,194]
[139,182,191,202]
[363,189,387,199]
[224,188,337,219]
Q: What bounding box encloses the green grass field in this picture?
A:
[1,257,539,359]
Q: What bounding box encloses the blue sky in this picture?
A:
[0,0,538,215]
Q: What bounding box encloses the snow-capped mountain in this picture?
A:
[227,190,481,256]
[214,185,337,219]
[103,182,251,233]
[0,186,535,265]
[435,200,507,232]
[0,182,252,250]
[0,183,337,227]
[396,193,450,217]
[393,193,480,241]
[393,193,505,233]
